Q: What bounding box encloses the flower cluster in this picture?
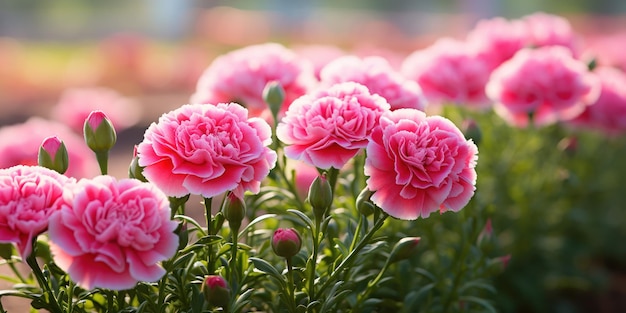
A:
[2,10,624,313]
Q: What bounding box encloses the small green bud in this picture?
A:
[83,110,117,152]
[355,188,376,216]
[222,192,246,233]
[389,237,421,263]
[202,275,230,308]
[38,136,69,174]
[0,243,14,260]
[308,174,333,221]
[271,228,302,258]
[263,81,285,119]
[129,146,147,182]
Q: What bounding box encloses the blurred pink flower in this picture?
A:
[293,44,345,80]
[50,87,141,134]
[319,55,427,111]
[401,38,492,108]
[584,32,626,72]
[486,46,599,127]
[48,175,178,290]
[0,117,98,178]
[190,43,316,117]
[285,159,320,201]
[467,17,527,69]
[0,165,74,259]
[137,103,277,198]
[568,67,626,136]
[276,82,390,169]
[521,12,581,56]
[364,109,478,220]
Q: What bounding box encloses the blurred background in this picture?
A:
[1,1,626,312]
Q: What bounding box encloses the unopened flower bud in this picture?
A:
[263,81,285,119]
[271,228,302,258]
[461,119,482,146]
[83,110,117,152]
[0,243,13,260]
[356,188,376,216]
[308,174,333,221]
[222,192,246,233]
[38,136,69,174]
[202,275,230,308]
[389,237,421,263]
[129,146,147,182]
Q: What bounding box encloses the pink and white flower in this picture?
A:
[568,66,626,136]
[467,17,527,69]
[319,55,427,111]
[0,117,98,178]
[190,43,316,117]
[521,12,581,56]
[401,38,492,108]
[50,87,141,134]
[48,175,178,290]
[276,82,390,169]
[0,165,74,259]
[486,46,600,127]
[137,103,277,198]
[364,109,478,220]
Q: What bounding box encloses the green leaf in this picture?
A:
[287,209,315,232]
[249,257,286,287]
[238,214,277,238]
[459,296,497,313]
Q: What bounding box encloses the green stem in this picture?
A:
[8,262,26,284]
[204,197,214,273]
[95,151,109,175]
[229,229,239,284]
[348,215,364,252]
[355,257,392,309]
[441,211,473,312]
[308,219,321,305]
[317,213,389,297]
[286,257,297,313]
[26,253,62,313]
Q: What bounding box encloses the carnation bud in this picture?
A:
[83,110,117,152]
[222,192,246,233]
[355,188,376,216]
[38,136,69,174]
[477,219,493,244]
[0,243,13,260]
[271,228,302,258]
[263,81,285,119]
[461,119,482,146]
[202,275,230,308]
[389,237,421,263]
[308,174,333,221]
[129,146,147,182]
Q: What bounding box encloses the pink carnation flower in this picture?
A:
[50,87,141,134]
[0,117,98,178]
[486,46,600,127]
[568,67,626,136]
[319,55,427,111]
[0,165,74,259]
[48,175,178,290]
[276,82,390,169]
[137,103,277,198]
[521,12,581,56]
[365,109,478,220]
[190,43,316,117]
[401,38,492,108]
[467,17,527,69]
